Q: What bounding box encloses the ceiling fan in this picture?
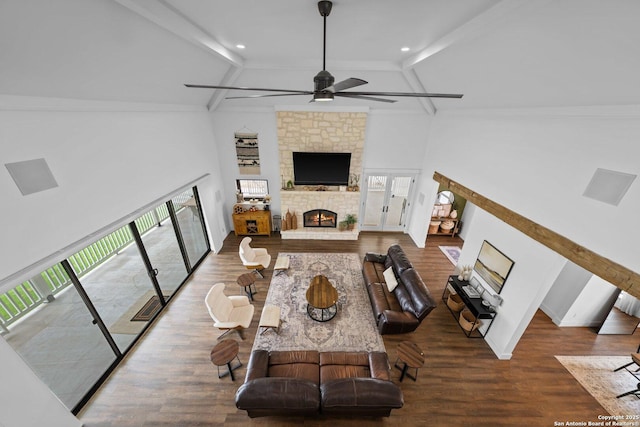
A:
[185,1,463,103]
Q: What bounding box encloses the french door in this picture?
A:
[360,172,416,231]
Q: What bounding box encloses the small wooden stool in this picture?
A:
[237,273,257,301]
[259,305,281,335]
[394,341,425,382]
[210,340,241,381]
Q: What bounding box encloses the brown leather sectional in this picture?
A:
[235,350,404,418]
[362,244,437,334]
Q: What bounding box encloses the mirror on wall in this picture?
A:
[436,190,455,205]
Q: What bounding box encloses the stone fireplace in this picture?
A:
[303,209,337,228]
[277,109,366,240]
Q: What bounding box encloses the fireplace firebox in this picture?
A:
[303,209,337,228]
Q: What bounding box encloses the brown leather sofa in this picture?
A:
[235,350,403,418]
[362,244,437,334]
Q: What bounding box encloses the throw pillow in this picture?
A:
[383,267,398,292]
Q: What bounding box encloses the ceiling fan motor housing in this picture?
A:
[314,70,335,100]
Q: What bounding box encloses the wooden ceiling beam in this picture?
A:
[433,171,640,299]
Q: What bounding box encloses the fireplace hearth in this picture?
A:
[303,209,337,228]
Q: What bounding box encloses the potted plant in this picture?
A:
[344,214,357,230]
[338,220,349,231]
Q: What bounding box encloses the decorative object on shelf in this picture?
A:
[236,190,244,203]
[348,173,360,191]
[482,292,503,311]
[458,309,482,333]
[235,129,260,175]
[286,180,294,190]
[450,210,458,219]
[446,293,465,312]
[233,204,245,214]
[440,220,455,233]
[291,211,298,229]
[457,265,472,282]
[338,220,348,231]
[429,220,441,234]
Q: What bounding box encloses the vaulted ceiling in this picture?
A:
[2,0,639,114]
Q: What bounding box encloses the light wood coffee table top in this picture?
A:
[306,275,338,309]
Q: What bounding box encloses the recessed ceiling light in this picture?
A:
[401,47,410,52]
[236,44,246,49]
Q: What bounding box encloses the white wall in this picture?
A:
[0,337,82,427]
[541,261,595,325]
[210,109,280,232]
[558,275,619,327]
[414,107,640,357]
[0,97,227,284]
[454,206,566,359]
[211,107,432,232]
[412,107,640,273]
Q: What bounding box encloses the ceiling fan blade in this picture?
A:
[343,91,464,99]
[325,78,368,93]
[185,84,311,95]
[226,92,312,100]
[335,93,396,103]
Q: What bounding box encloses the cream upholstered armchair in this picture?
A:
[239,237,272,278]
[205,283,255,340]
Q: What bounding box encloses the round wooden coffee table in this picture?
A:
[210,340,241,381]
[305,275,338,322]
[394,341,425,382]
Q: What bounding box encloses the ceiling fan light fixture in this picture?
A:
[313,92,334,101]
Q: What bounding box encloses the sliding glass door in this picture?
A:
[0,184,211,414]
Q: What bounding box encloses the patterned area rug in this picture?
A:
[252,253,385,353]
[555,355,640,416]
[439,246,461,266]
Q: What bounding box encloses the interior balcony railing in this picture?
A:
[0,203,179,333]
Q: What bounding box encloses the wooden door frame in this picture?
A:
[433,172,640,299]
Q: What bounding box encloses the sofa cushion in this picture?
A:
[320,378,404,413]
[362,260,385,285]
[383,266,398,292]
[319,352,370,383]
[268,350,320,384]
[387,244,413,275]
[399,268,437,320]
[235,377,320,413]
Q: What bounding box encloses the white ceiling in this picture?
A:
[1,0,639,113]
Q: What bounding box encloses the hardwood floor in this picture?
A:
[78,232,639,426]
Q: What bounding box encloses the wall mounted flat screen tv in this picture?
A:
[473,240,514,294]
[292,152,351,186]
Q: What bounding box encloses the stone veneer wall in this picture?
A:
[277,111,366,185]
[277,111,367,240]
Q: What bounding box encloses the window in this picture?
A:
[236,179,269,200]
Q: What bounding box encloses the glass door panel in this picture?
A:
[72,225,157,352]
[361,173,415,231]
[136,205,188,297]
[362,175,388,228]
[171,189,209,269]
[3,263,117,411]
[384,176,413,230]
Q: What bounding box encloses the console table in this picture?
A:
[442,275,496,338]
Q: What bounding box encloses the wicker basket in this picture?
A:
[440,220,455,233]
[459,309,481,332]
[428,221,441,234]
[446,293,465,312]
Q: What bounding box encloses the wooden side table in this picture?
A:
[210,340,241,381]
[394,341,425,382]
[237,273,257,301]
